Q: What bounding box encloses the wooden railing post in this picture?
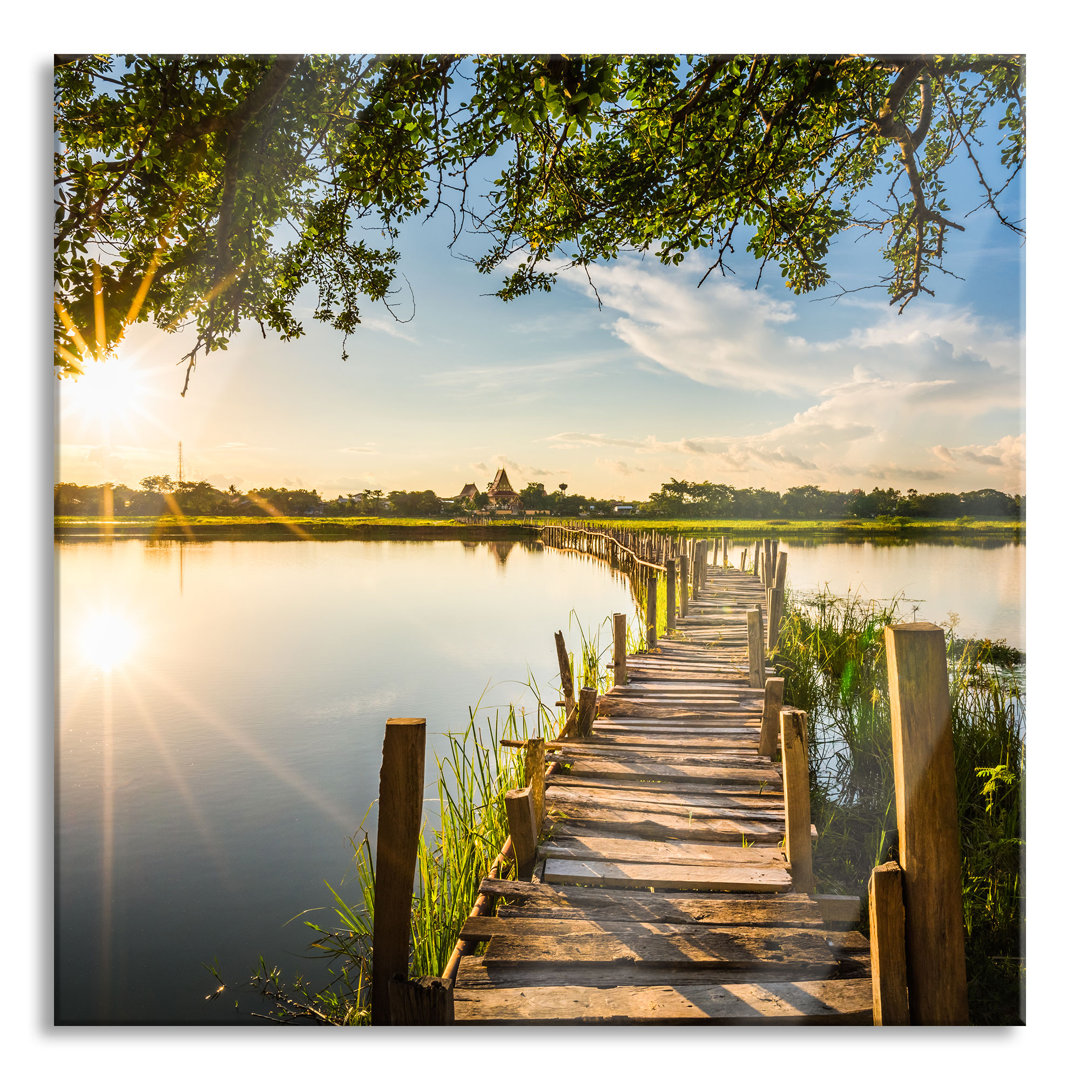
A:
[524,737,545,828]
[646,572,658,649]
[779,707,813,893]
[885,623,969,1024]
[665,558,677,631]
[721,535,728,568]
[504,787,538,880]
[372,718,427,1026]
[869,861,910,1025]
[773,549,787,595]
[746,608,765,689]
[679,553,689,617]
[389,973,454,1025]
[612,612,627,685]
[554,630,577,734]
[577,686,598,737]
[758,676,785,758]
[766,584,784,652]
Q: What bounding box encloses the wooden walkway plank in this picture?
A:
[453,980,874,1024]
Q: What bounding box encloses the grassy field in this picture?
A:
[55,514,1024,539]
[570,516,1024,537]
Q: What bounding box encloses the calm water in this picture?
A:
[778,535,1025,650]
[54,533,1024,1024]
[55,538,638,1024]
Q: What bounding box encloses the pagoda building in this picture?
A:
[486,468,522,511]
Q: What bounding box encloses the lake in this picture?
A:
[53,532,1024,1024]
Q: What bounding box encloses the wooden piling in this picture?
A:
[780,707,813,894]
[766,583,784,652]
[613,612,627,685]
[577,686,598,737]
[666,559,677,631]
[773,549,787,595]
[747,608,765,689]
[554,630,577,733]
[389,973,454,1025]
[722,535,728,568]
[646,573,658,649]
[885,623,969,1025]
[758,676,785,758]
[524,737,545,827]
[869,861,910,1025]
[504,787,538,880]
[372,718,427,1026]
[679,554,689,617]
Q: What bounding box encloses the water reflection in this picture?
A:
[78,608,140,671]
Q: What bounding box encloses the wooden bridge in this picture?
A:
[451,532,872,1024]
[370,526,970,1026]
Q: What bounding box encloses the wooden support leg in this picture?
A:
[780,707,813,894]
[372,718,426,1025]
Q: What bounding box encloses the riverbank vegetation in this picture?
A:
[776,589,1025,1024]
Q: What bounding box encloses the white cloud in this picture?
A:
[551,256,1024,491]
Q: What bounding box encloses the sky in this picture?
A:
[54,57,1027,504]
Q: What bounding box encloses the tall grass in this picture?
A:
[777,588,1025,1024]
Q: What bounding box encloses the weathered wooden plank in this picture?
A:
[551,757,782,787]
[475,919,833,968]
[814,894,863,928]
[454,955,843,990]
[592,721,762,737]
[537,833,788,867]
[598,706,761,722]
[547,773,786,801]
[543,857,790,892]
[476,879,825,926]
[453,978,874,1024]
[550,745,770,768]
[545,780,787,815]
[542,807,812,845]
[543,808,786,841]
[559,734,762,752]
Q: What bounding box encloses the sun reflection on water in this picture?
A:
[78,609,140,672]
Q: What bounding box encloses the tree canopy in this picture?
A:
[54,53,1024,389]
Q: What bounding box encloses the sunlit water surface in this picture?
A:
[55,534,1023,1024]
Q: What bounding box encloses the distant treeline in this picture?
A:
[54,475,1025,522]
[638,480,1025,520]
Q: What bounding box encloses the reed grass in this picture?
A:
[776,588,1025,1024]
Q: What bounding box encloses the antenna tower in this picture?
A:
[178,441,183,484]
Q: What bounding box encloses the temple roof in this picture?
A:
[487,468,516,495]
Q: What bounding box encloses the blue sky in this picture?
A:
[55,88,1026,503]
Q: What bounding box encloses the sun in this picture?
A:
[78,608,141,672]
[59,352,155,440]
